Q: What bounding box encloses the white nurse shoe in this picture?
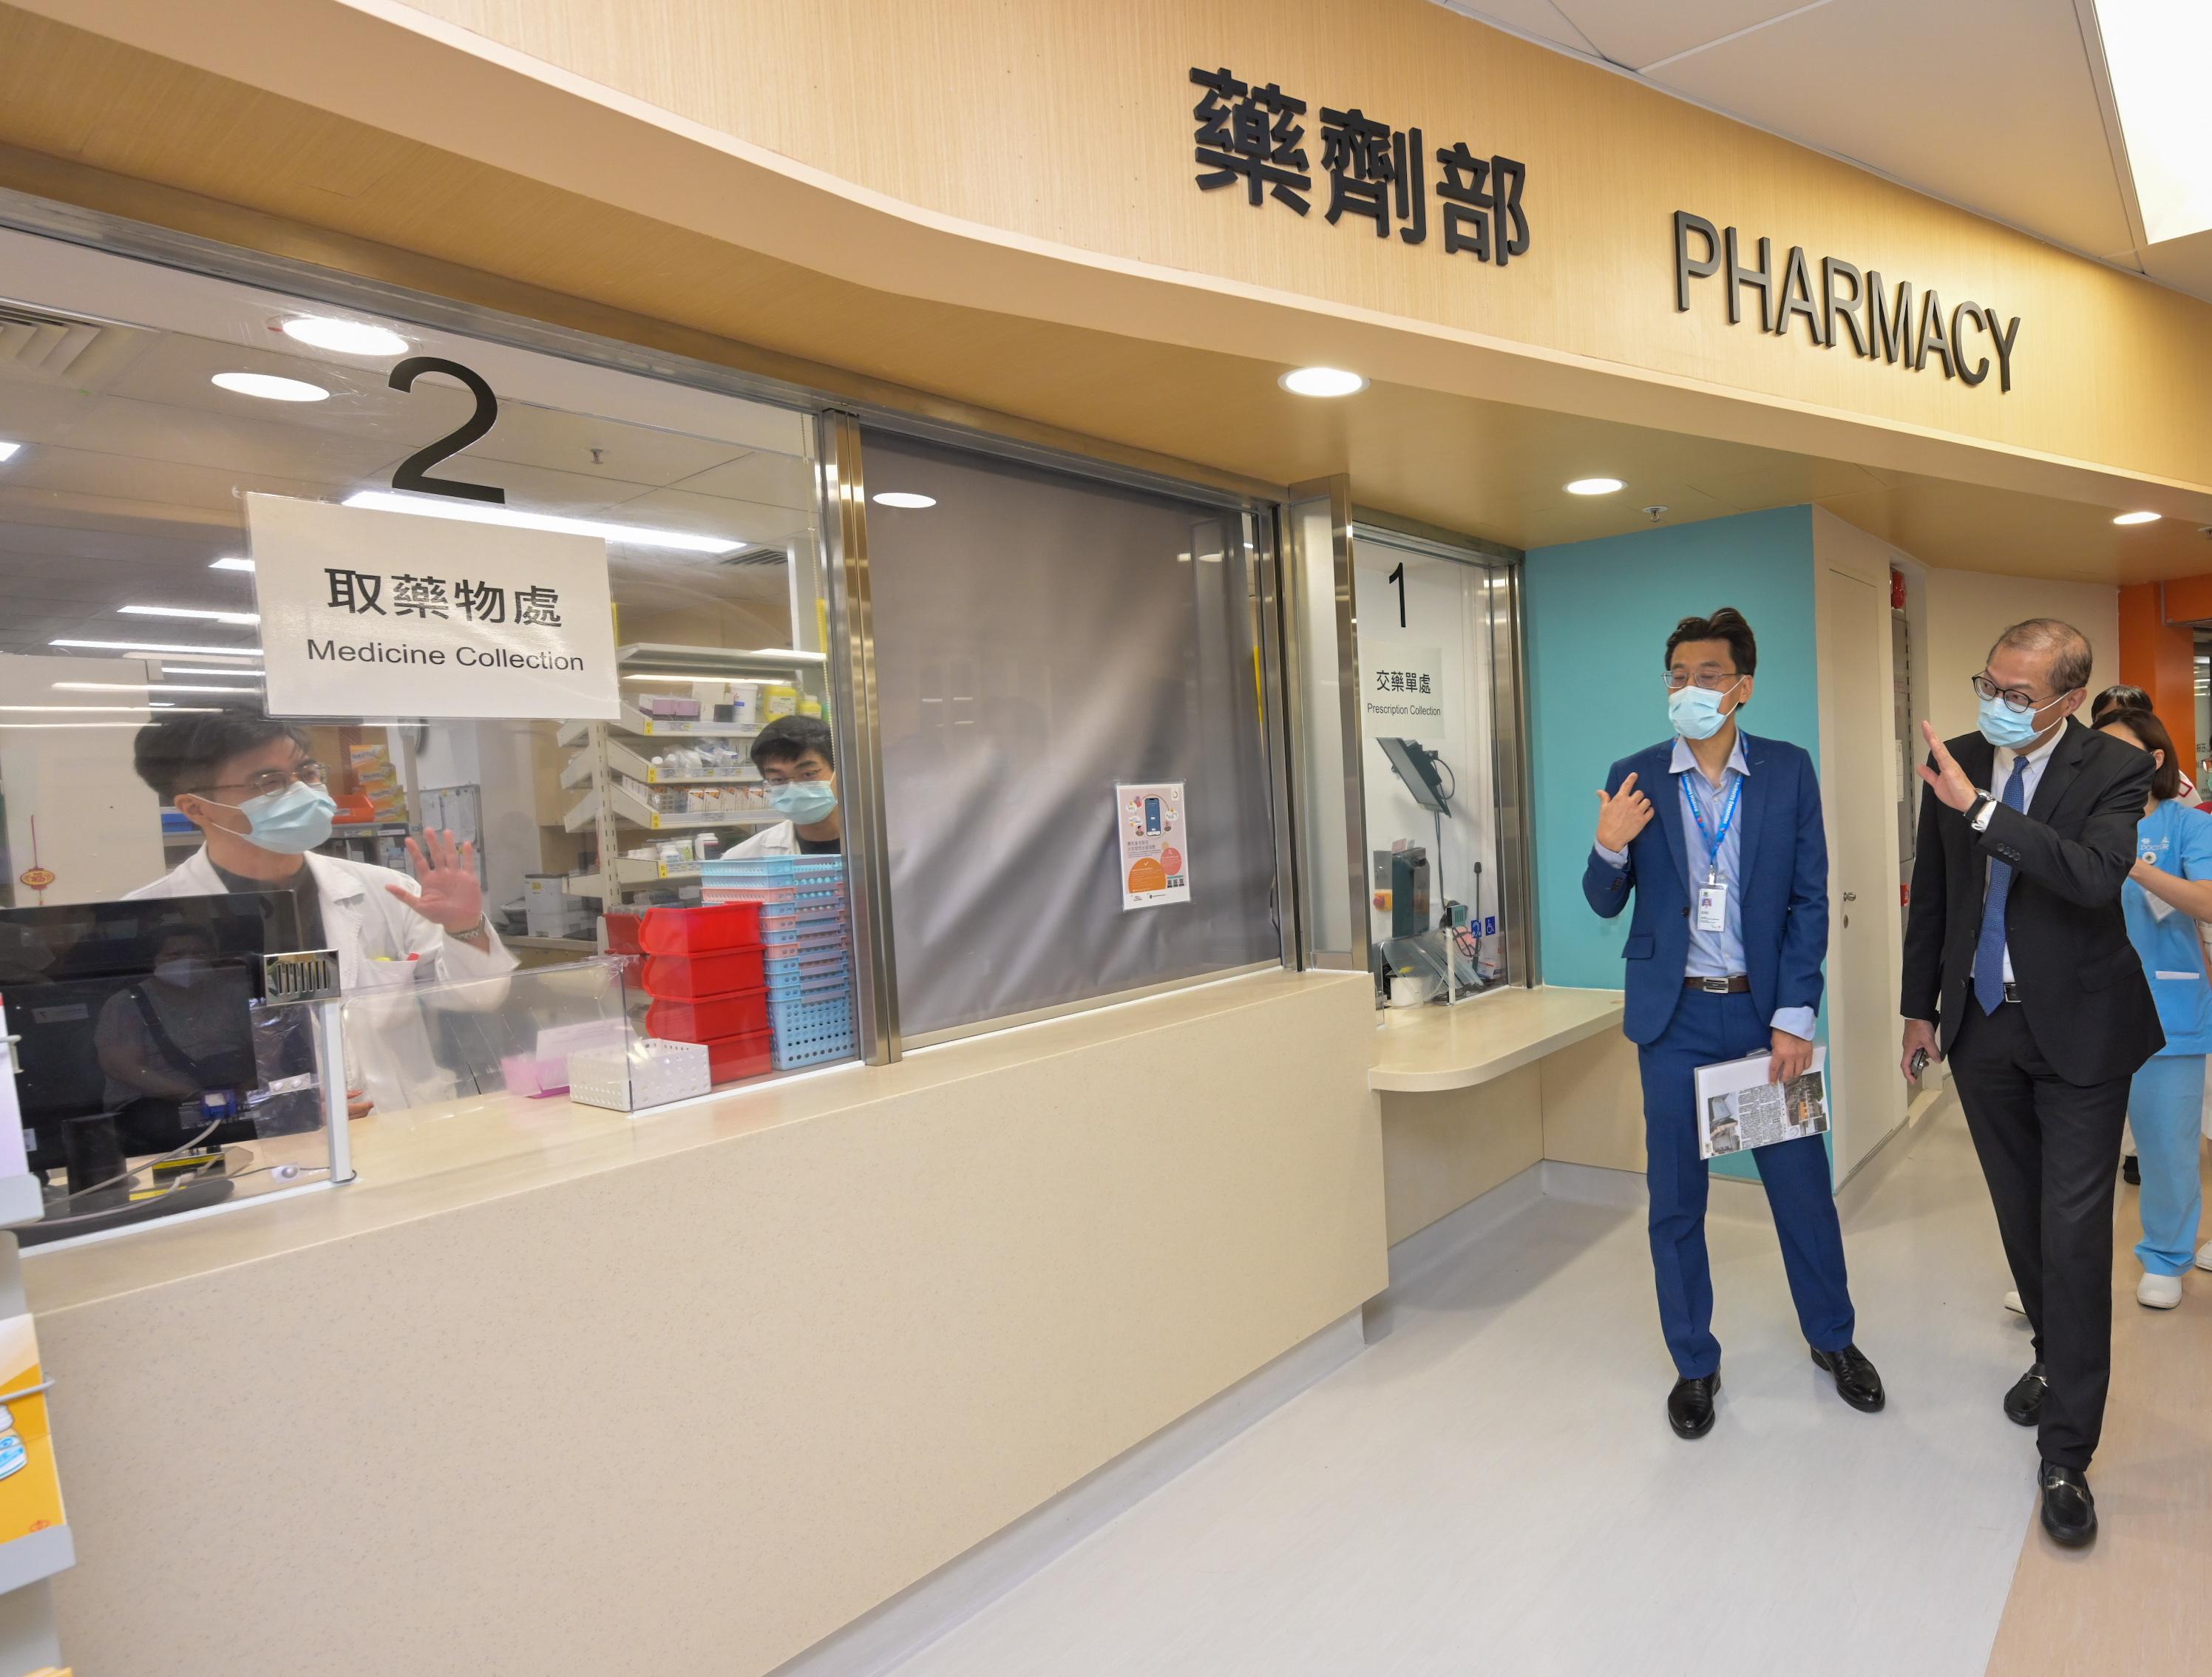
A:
[2197,1239,2212,1273]
[2137,1271,2183,1310]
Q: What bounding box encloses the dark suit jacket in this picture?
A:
[1899,718,2162,1085]
[1583,732,1828,1046]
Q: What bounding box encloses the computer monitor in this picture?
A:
[1377,736,1451,815]
[0,891,304,1242]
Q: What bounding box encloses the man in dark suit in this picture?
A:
[1587,608,1883,1440]
[1901,617,2160,1549]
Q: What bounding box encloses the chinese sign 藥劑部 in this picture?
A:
[1188,67,1530,266]
[247,492,619,722]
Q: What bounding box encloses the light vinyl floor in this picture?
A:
[893,1111,2091,1677]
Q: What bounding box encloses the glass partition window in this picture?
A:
[858,430,1280,1040]
[0,223,852,1229]
[1351,529,1521,1000]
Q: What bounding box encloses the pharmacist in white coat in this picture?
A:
[126,710,516,1116]
[727,715,845,859]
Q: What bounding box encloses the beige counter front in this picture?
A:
[25,968,1385,1677]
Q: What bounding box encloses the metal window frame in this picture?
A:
[1282,475,1369,972]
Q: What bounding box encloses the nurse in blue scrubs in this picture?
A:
[2094,707,2212,1310]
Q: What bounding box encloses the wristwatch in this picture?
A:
[1969,792,1997,833]
[446,918,488,941]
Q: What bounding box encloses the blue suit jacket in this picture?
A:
[1582,731,1829,1046]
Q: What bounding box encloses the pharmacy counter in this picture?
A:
[24,968,1386,1677]
[1369,985,1626,1094]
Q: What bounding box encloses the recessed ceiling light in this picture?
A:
[871,492,936,509]
[280,316,410,356]
[120,604,262,625]
[2112,510,2162,525]
[1279,366,1368,397]
[209,556,256,572]
[54,681,261,694]
[342,490,737,555]
[50,638,263,657]
[0,441,19,461]
[211,371,330,403]
[1565,478,1626,495]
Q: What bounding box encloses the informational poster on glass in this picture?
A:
[1116,782,1192,910]
[1696,1048,1830,1159]
[1363,641,1448,745]
[248,493,620,722]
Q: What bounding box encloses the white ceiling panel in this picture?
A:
[1432,0,2206,299]
[1434,0,1597,55]
[1555,0,1828,70]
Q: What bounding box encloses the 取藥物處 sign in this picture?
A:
[248,493,619,722]
[1188,67,1529,265]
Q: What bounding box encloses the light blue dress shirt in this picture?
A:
[1596,735,1819,1042]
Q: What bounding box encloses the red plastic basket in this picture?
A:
[645,989,769,1043]
[639,949,766,1000]
[639,901,761,956]
[603,910,645,956]
[704,1029,774,1083]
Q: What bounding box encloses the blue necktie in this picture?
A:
[1972,756,2032,1014]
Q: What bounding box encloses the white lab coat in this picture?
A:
[725,822,801,858]
[127,848,517,1114]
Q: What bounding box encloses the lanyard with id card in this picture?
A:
[1688,774,1743,934]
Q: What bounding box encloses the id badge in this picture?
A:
[1696,881,1728,932]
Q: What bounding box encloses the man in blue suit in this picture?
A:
[1586,607,1884,1439]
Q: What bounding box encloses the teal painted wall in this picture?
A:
[1523,506,1821,1181]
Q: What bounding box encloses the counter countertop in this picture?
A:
[1369,984,1625,1094]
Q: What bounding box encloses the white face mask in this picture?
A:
[154,957,206,986]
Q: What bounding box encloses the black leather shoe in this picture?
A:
[2005,1363,2048,1428]
[2038,1461,2097,1547]
[1810,1343,1887,1412]
[1668,1374,1720,1439]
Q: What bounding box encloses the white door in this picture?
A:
[1819,566,1907,1177]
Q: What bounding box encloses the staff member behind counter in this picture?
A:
[126,708,517,1116]
[728,715,844,857]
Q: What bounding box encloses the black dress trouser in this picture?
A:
[1947,996,2131,1471]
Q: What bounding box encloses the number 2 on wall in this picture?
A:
[1387,562,1407,629]
[387,356,506,505]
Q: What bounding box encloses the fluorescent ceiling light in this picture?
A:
[2112,510,2162,525]
[1278,366,1368,397]
[55,682,261,694]
[342,489,737,554]
[0,441,19,461]
[211,371,330,403]
[747,648,828,662]
[622,674,698,683]
[121,604,262,625]
[51,638,263,657]
[209,556,256,572]
[1565,477,1626,495]
[281,316,410,356]
[163,664,262,677]
[871,492,937,509]
[2094,1,2212,244]
[0,722,180,731]
[0,704,155,713]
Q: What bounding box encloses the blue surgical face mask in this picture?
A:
[770,781,838,826]
[1977,692,2049,749]
[1668,678,1743,742]
[217,779,338,855]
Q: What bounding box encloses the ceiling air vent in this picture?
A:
[0,300,143,383]
[716,545,789,568]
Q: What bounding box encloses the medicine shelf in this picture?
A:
[563,785,781,835]
[559,737,761,792]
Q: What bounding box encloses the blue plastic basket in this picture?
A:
[770,969,851,1003]
[705,878,848,910]
[763,946,849,982]
[702,856,847,887]
[771,994,857,1069]
[759,904,847,941]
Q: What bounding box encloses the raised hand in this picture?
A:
[1916,721,1978,812]
[387,828,484,934]
[1595,770,1656,853]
